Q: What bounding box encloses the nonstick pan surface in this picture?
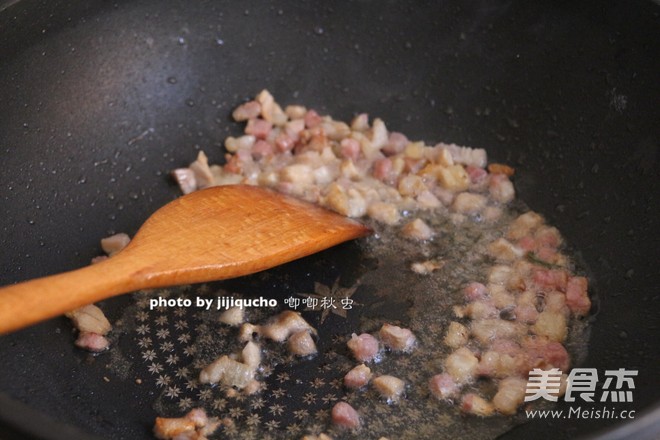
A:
[1,0,659,439]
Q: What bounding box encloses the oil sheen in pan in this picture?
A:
[108,199,591,440]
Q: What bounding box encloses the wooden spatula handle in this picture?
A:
[0,258,132,334]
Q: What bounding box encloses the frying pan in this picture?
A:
[0,0,658,439]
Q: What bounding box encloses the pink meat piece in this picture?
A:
[488,173,515,203]
[304,109,322,128]
[517,236,536,252]
[382,132,408,156]
[490,339,522,357]
[533,268,568,292]
[429,373,460,400]
[536,246,560,263]
[347,333,379,362]
[464,282,488,301]
[466,165,488,184]
[331,402,360,429]
[252,140,274,159]
[223,154,242,174]
[232,100,261,121]
[433,186,455,206]
[244,118,272,139]
[522,337,570,372]
[275,133,295,152]
[379,323,416,352]
[372,158,392,181]
[340,138,361,160]
[343,364,372,389]
[565,276,590,316]
[75,332,110,352]
[535,226,562,248]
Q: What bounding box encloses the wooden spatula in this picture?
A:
[0,185,371,334]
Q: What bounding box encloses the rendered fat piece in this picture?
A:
[372,375,406,402]
[379,323,416,352]
[493,377,527,415]
[100,233,131,256]
[198,355,254,389]
[66,304,112,335]
[219,307,244,326]
[445,347,479,384]
[287,330,317,356]
[261,310,316,342]
[153,408,219,440]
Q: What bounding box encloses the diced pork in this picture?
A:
[464,282,489,301]
[452,192,487,215]
[460,393,494,417]
[219,307,244,326]
[245,118,272,139]
[401,218,434,240]
[532,268,568,292]
[331,402,360,429]
[372,375,406,402]
[476,349,523,379]
[487,238,524,262]
[238,322,261,342]
[378,323,416,352]
[347,333,380,362]
[66,304,112,335]
[198,355,254,388]
[532,310,568,342]
[287,330,317,356]
[171,168,197,195]
[153,408,219,440]
[522,337,570,372]
[74,332,110,352]
[565,276,590,316]
[429,373,461,400]
[410,259,445,275]
[442,144,487,168]
[488,174,515,203]
[340,138,361,161]
[241,341,261,369]
[100,233,130,256]
[189,151,215,189]
[232,100,261,121]
[471,319,524,345]
[444,347,479,384]
[382,132,408,156]
[443,321,469,349]
[492,377,527,415]
[260,311,316,342]
[367,202,401,225]
[344,364,372,389]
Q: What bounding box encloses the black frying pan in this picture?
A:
[1,0,659,439]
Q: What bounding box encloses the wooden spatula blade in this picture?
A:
[0,185,370,333]
[124,185,372,286]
